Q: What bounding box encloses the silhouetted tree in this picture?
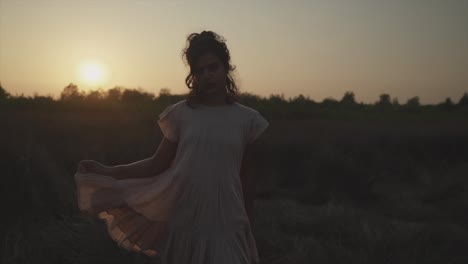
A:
[159,88,171,97]
[157,87,172,103]
[406,96,420,107]
[106,86,123,101]
[86,89,105,101]
[60,83,83,101]
[405,96,421,112]
[262,94,287,118]
[121,88,155,103]
[439,97,455,111]
[32,93,54,105]
[458,92,468,107]
[340,91,356,106]
[374,93,393,111]
[376,94,392,108]
[289,94,311,104]
[0,83,10,101]
[321,97,339,108]
[268,94,287,104]
[287,94,315,118]
[239,92,262,106]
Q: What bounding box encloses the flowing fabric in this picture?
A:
[74,100,269,264]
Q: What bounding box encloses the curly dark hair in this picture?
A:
[181,31,239,108]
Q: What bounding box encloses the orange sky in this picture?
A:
[1,0,467,104]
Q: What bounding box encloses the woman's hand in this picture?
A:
[77,160,111,175]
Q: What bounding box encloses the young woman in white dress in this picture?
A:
[75,30,269,264]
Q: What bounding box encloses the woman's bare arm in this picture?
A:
[108,136,178,179]
[240,143,256,227]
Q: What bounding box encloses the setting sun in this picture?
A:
[76,60,110,87]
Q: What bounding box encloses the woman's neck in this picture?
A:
[197,93,228,106]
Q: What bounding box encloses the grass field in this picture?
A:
[1,106,468,264]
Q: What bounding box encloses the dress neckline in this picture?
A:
[194,102,238,109]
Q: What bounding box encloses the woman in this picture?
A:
[75,30,269,264]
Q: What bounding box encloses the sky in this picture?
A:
[1,0,467,104]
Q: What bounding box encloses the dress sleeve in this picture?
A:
[157,104,179,143]
[247,111,269,144]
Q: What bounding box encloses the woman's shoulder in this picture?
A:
[173,99,188,108]
[234,102,261,115]
[159,100,187,119]
[165,99,188,113]
[171,99,260,116]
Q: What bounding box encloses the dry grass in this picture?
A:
[1,107,468,263]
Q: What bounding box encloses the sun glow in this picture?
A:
[76,60,110,87]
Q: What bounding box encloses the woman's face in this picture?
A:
[192,52,227,97]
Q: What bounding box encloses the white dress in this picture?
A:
[74,100,269,264]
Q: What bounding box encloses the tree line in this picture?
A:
[1,82,467,118]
